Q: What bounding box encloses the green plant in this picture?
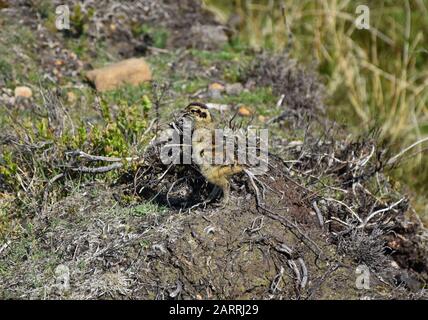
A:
[133,202,167,217]
[132,24,169,49]
[68,4,94,37]
[0,59,12,85]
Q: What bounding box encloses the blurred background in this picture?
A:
[203,0,428,216]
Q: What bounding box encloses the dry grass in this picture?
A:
[204,0,428,220]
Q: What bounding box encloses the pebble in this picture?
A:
[238,105,252,116]
[14,86,32,98]
[67,91,77,103]
[208,82,225,99]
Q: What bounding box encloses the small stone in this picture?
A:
[55,264,70,293]
[209,83,225,91]
[86,58,152,92]
[14,86,32,98]
[238,105,252,117]
[258,115,266,122]
[67,91,77,103]
[225,83,243,96]
[208,82,225,99]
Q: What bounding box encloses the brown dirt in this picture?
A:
[2,159,422,299]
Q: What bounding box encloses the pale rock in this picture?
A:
[86,58,152,92]
[14,86,32,98]
[55,264,70,293]
[67,91,77,104]
[208,82,225,91]
[238,105,252,116]
[208,82,225,99]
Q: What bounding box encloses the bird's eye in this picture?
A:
[199,112,207,118]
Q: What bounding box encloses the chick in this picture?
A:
[182,102,243,205]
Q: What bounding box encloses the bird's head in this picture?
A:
[182,102,213,129]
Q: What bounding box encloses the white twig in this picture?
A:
[328,216,353,228]
[312,201,324,228]
[71,162,123,173]
[66,150,138,162]
[298,258,308,289]
[358,145,375,167]
[358,198,405,228]
[0,240,11,255]
[270,266,285,293]
[387,136,428,166]
[276,94,285,107]
[324,197,362,223]
[288,260,301,288]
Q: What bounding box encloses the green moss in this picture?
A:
[132,202,167,217]
[172,78,210,95]
[0,59,12,85]
[191,48,241,62]
[0,17,37,85]
[218,87,278,116]
[101,83,152,107]
[31,0,54,19]
[132,24,169,49]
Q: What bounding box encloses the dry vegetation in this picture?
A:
[205,0,428,220]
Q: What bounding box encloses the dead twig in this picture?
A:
[260,205,325,260]
[387,136,428,166]
[357,198,405,229]
[66,150,138,162]
[0,240,12,256]
[270,266,285,294]
[71,162,123,173]
[298,257,308,289]
[312,201,324,229]
[324,197,363,223]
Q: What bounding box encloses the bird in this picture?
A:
[181,102,243,206]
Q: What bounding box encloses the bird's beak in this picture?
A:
[179,111,191,119]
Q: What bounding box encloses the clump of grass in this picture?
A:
[244,52,324,114]
[66,3,95,38]
[0,59,12,86]
[0,16,37,85]
[337,227,389,272]
[131,23,169,49]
